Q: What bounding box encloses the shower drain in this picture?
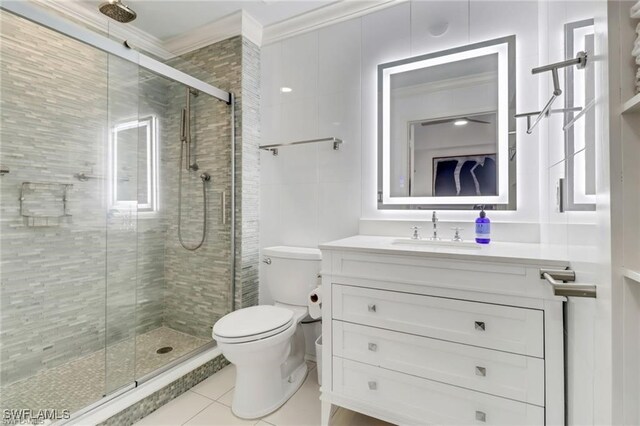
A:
[156,346,173,354]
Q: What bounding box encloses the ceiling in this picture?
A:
[81,0,337,40]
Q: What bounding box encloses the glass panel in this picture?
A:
[132,66,233,380]
[0,6,234,419]
[105,54,139,394]
[0,9,111,416]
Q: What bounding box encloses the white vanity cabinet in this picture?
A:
[319,236,569,426]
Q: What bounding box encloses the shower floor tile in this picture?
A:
[0,327,209,415]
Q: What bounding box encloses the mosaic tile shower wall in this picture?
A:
[0,7,259,416]
[1,11,111,385]
[0,11,178,387]
[236,38,261,310]
[0,10,216,384]
[166,36,261,333]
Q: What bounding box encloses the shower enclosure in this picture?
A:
[0,4,235,418]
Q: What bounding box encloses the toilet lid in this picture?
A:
[213,305,294,343]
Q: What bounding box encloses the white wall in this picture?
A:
[537,1,610,424]
[260,16,362,303]
[260,0,544,303]
[260,4,618,420]
[360,0,542,225]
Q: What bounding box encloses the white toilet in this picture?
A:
[212,246,321,419]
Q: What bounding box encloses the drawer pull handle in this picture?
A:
[368,343,378,352]
[368,381,377,390]
[474,321,486,331]
[368,304,377,313]
[475,411,486,422]
[475,366,487,377]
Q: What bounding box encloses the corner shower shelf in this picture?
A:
[259,137,343,156]
[622,93,640,114]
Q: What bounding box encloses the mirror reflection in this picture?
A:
[408,111,498,197]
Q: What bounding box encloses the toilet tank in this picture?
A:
[263,246,321,306]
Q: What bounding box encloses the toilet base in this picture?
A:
[215,305,312,420]
[232,362,308,419]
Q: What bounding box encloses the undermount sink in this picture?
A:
[392,238,482,250]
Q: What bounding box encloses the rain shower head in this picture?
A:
[99,0,137,23]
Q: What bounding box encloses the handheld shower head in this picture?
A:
[99,0,137,23]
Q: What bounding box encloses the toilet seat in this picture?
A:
[213,305,294,344]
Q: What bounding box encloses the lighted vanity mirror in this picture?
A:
[378,36,516,210]
[110,116,159,213]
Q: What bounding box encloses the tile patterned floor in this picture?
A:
[134,362,394,426]
[0,327,209,414]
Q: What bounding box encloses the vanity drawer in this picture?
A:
[332,285,544,357]
[333,321,545,406]
[333,357,544,426]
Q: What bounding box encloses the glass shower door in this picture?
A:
[104,53,140,395]
[127,66,233,382]
[0,9,130,416]
[0,5,235,419]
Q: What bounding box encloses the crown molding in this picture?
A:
[164,10,262,56]
[242,10,263,47]
[262,0,406,45]
[24,0,406,59]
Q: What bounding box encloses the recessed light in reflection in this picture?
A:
[280,87,292,93]
[454,119,469,126]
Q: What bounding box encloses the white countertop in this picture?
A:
[319,235,575,266]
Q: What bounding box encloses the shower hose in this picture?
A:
[177,140,207,251]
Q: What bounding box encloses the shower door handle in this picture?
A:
[221,191,227,225]
[180,108,187,143]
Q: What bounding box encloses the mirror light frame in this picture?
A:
[378,35,516,210]
[109,115,159,213]
[564,19,596,211]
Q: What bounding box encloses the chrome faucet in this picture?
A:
[429,211,440,241]
[451,227,464,242]
[410,226,421,240]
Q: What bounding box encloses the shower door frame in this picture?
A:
[0,0,237,418]
[0,2,231,103]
